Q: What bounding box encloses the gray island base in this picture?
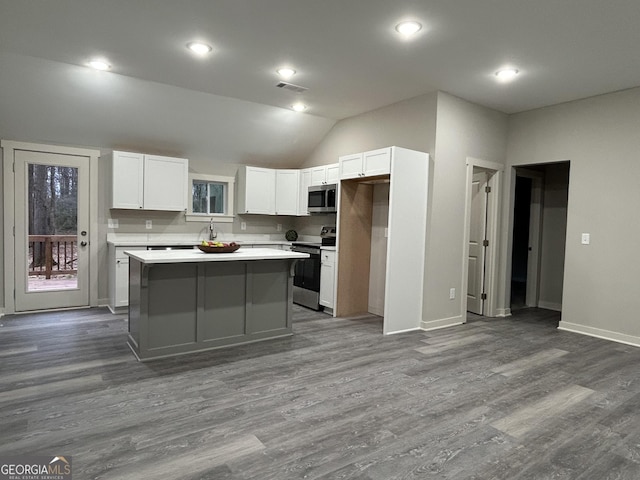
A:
[126,248,309,361]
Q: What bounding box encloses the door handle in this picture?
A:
[81,241,88,247]
[81,231,87,236]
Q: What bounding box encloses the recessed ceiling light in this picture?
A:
[187,42,212,55]
[395,21,422,37]
[291,103,307,112]
[276,67,296,79]
[495,68,519,81]
[87,59,111,71]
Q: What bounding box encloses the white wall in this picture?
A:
[503,87,640,344]
[422,92,508,327]
[302,92,438,168]
[538,163,569,311]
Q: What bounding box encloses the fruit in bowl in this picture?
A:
[198,240,240,253]
[200,240,238,247]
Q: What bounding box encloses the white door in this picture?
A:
[467,171,489,315]
[14,150,91,311]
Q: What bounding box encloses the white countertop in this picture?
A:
[126,247,309,264]
[106,233,321,247]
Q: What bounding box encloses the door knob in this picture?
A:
[81,241,88,247]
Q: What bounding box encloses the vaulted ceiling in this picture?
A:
[2,0,640,165]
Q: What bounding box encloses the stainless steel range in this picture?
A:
[291,225,336,310]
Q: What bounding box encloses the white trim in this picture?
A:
[558,322,640,348]
[461,157,503,318]
[186,172,235,223]
[466,156,504,172]
[496,308,512,317]
[384,327,422,335]
[1,140,100,314]
[537,300,562,312]
[420,315,465,331]
[185,213,235,223]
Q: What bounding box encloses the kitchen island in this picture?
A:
[126,248,309,361]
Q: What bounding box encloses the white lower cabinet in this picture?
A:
[108,245,145,312]
[319,249,336,309]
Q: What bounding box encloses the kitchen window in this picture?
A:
[185,173,235,223]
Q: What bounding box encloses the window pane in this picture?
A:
[192,181,208,213]
[209,183,225,214]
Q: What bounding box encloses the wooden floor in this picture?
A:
[1,306,639,479]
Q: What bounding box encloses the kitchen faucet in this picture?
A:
[209,218,217,240]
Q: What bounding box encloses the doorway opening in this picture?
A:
[509,162,570,313]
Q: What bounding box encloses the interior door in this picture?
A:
[14,150,90,311]
[467,171,489,315]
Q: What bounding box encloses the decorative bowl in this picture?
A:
[197,244,241,253]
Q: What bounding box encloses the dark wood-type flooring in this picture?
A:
[1,306,639,479]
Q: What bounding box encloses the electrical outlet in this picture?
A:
[449,288,456,300]
[581,233,590,245]
[145,220,152,229]
[240,221,247,231]
[277,224,282,232]
[107,218,119,229]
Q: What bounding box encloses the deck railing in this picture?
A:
[28,235,78,278]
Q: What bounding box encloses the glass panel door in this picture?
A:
[14,150,90,311]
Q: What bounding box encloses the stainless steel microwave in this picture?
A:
[308,184,337,214]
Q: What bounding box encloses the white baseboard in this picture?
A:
[0,308,4,318]
[538,300,562,312]
[558,321,640,348]
[495,308,511,317]
[420,315,465,332]
[384,327,422,335]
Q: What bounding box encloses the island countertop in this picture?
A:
[125,247,309,264]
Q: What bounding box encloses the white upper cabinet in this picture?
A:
[143,155,189,211]
[236,166,276,214]
[363,148,392,177]
[275,169,299,215]
[338,153,363,179]
[310,163,340,186]
[339,147,391,179]
[298,168,312,215]
[110,151,144,209]
[108,151,188,211]
[325,163,340,183]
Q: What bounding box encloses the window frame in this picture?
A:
[185,173,235,223]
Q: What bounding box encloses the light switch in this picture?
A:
[107,218,119,229]
[241,222,247,231]
[581,233,590,245]
[146,220,152,230]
